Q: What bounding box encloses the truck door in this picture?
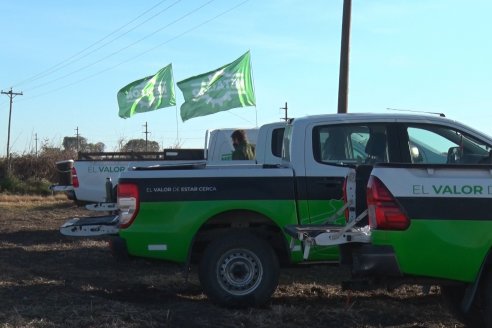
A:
[302,122,401,225]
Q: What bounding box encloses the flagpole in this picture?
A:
[175,105,179,142]
[255,106,258,127]
[249,50,258,127]
[170,65,180,145]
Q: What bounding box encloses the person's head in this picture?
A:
[231,129,248,148]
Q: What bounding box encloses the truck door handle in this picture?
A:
[317,179,342,187]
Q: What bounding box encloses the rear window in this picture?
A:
[271,128,284,158]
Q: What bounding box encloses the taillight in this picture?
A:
[71,167,79,188]
[117,183,139,229]
[366,176,409,230]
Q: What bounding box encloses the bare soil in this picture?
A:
[0,197,465,328]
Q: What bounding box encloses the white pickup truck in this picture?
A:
[51,122,285,204]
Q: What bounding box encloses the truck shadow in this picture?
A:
[0,228,462,328]
[0,229,84,246]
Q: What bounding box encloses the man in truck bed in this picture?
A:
[231,129,255,160]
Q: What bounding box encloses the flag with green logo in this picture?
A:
[117,64,176,118]
[177,51,256,122]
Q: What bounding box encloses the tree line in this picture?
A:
[63,136,160,153]
[0,135,171,195]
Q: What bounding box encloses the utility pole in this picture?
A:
[143,122,150,151]
[35,133,38,157]
[337,0,352,114]
[75,127,80,153]
[1,88,23,172]
[280,102,289,121]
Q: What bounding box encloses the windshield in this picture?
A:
[406,125,492,164]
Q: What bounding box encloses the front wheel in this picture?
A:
[198,232,279,308]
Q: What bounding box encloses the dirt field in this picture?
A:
[0,196,464,328]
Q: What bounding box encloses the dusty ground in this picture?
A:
[0,196,465,328]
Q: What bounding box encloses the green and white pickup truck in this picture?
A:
[61,112,492,308]
[290,161,492,326]
[344,163,492,327]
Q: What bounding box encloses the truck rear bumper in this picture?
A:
[49,184,76,200]
[60,215,119,236]
[351,244,402,277]
[50,184,74,192]
[60,216,130,260]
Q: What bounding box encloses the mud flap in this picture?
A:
[60,215,119,237]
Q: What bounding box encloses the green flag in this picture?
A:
[117,64,176,118]
[177,51,256,122]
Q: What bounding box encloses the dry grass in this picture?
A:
[0,193,67,207]
[0,196,466,328]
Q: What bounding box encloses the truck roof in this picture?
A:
[291,112,492,144]
[293,112,450,124]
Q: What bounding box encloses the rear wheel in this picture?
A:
[198,232,279,308]
[483,270,492,327]
[441,284,484,328]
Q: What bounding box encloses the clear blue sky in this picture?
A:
[1,0,492,155]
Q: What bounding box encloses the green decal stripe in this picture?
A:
[398,197,492,221]
[135,177,296,202]
[122,176,345,202]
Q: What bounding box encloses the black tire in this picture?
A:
[483,270,492,327]
[441,285,484,328]
[198,232,280,308]
[441,285,466,314]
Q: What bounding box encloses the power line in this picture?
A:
[12,0,173,88]
[26,0,214,93]
[18,0,250,103]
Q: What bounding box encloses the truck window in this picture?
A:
[313,124,389,165]
[406,125,492,164]
[271,128,284,158]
